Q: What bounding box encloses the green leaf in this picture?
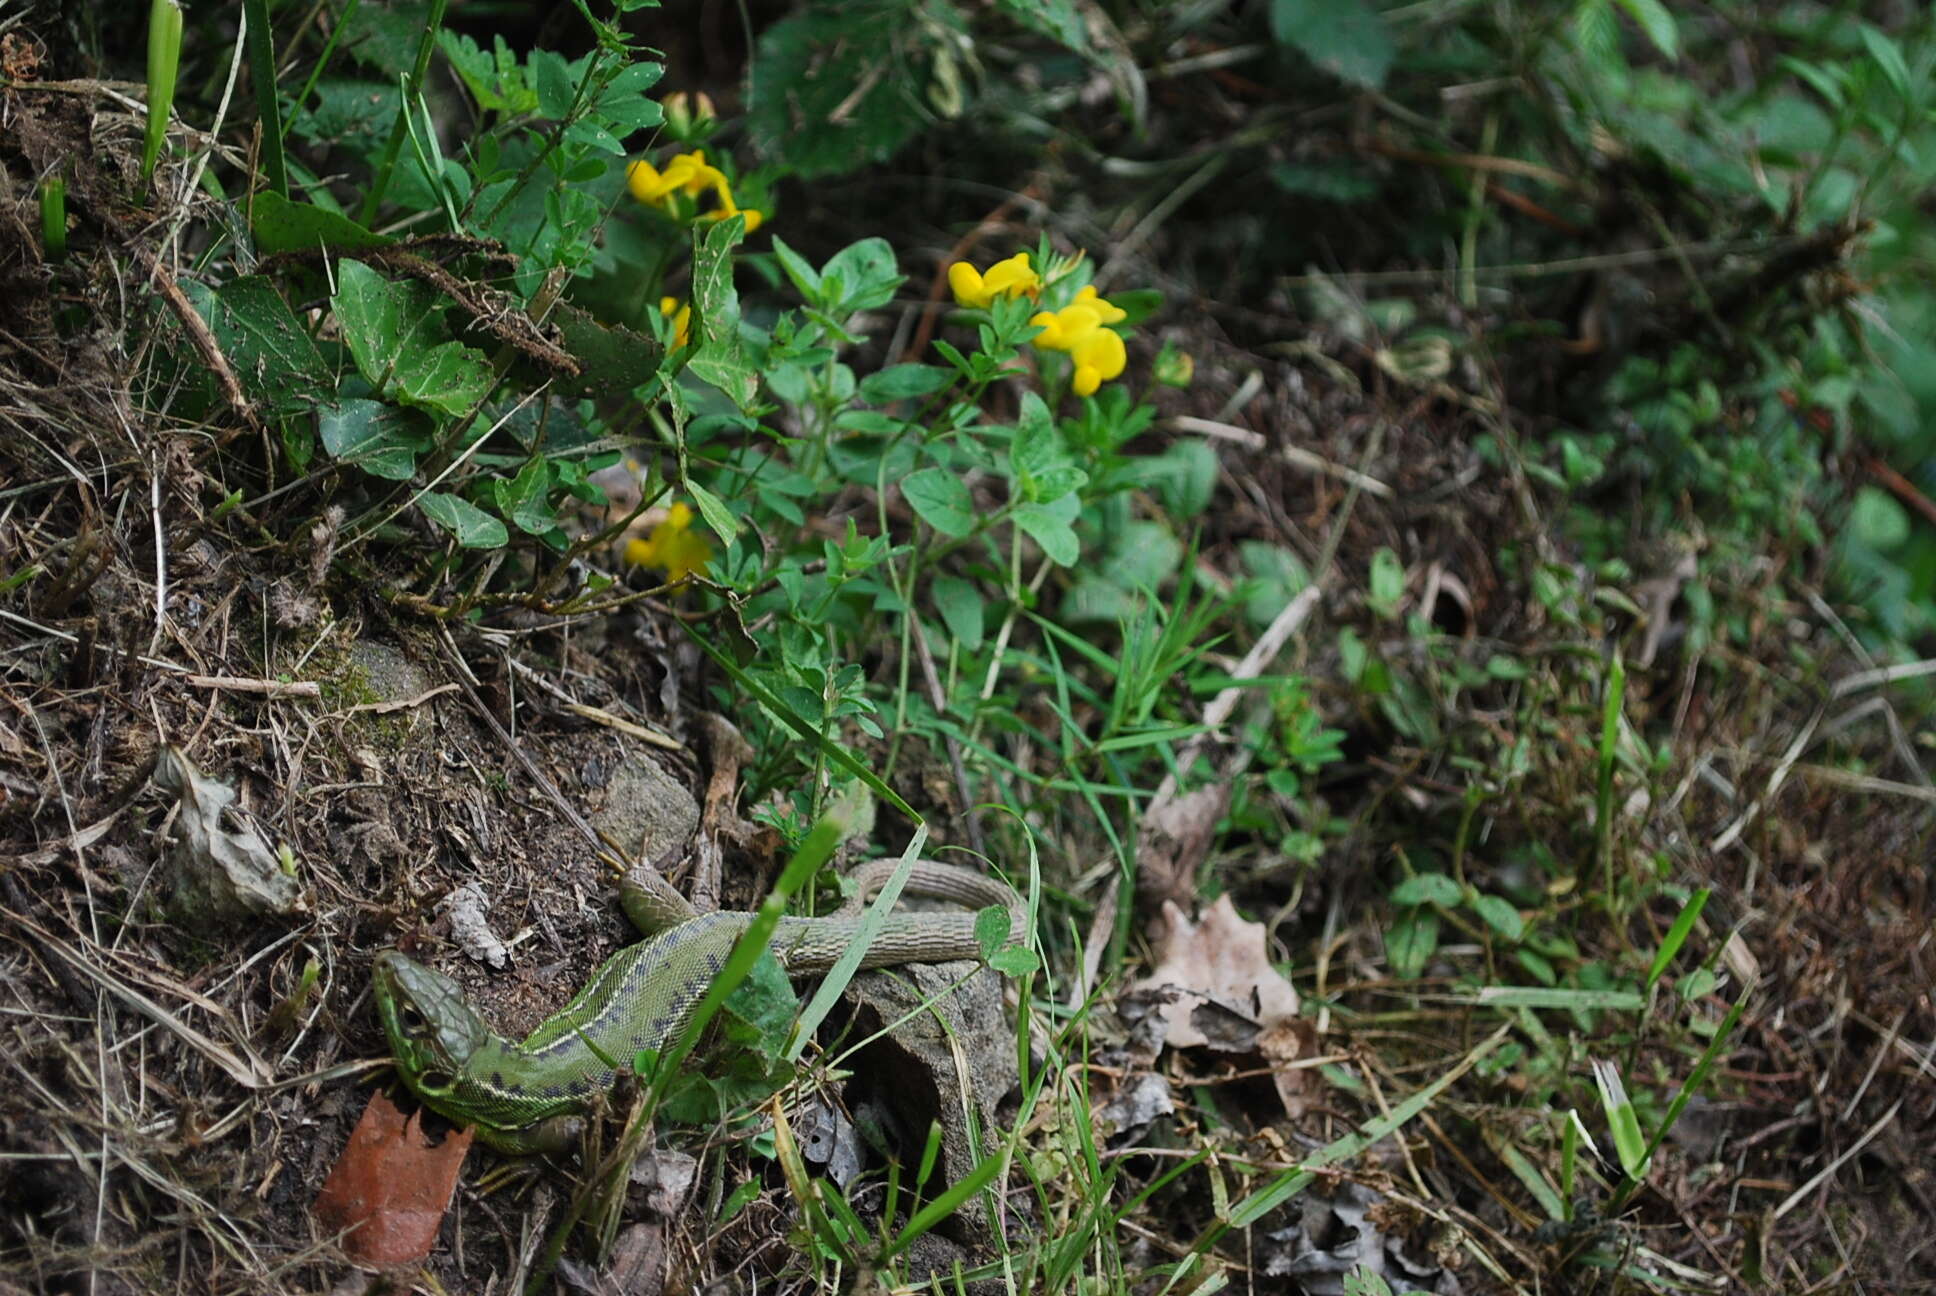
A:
[332,259,493,417]
[1013,496,1080,566]
[252,192,392,255]
[989,946,1040,975]
[769,235,822,303]
[1645,887,1709,992]
[687,218,759,408]
[1009,395,1088,502]
[1390,872,1461,908]
[996,0,1086,50]
[185,276,330,414]
[902,468,975,538]
[1469,893,1525,943]
[317,399,428,479]
[492,459,555,535]
[1592,1058,1649,1177]
[1149,439,1220,517]
[974,905,1009,959]
[819,237,904,315]
[859,363,951,403]
[1367,547,1405,619]
[930,575,984,648]
[684,479,739,542]
[1857,23,1911,102]
[549,302,662,400]
[1779,55,1845,111]
[418,490,509,548]
[437,32,538,113]
[1385,908,1438,980]
[748,7,938,179]
[528,48,577,120]
[1614,0,1678,60]
[1269,0,1394,90]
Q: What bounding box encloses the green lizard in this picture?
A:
[372,857,1025,1154]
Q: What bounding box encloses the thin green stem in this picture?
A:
[355,0,450,225]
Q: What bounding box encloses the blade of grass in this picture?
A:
[141,0,183,182]
[241,0,287,196]
[643,805,849,1101]
[1608,978,1755,1212]
[783,827,928,1062]
[356,0,451,224]
[1169,1024,1509,1290]
[1645,887,1710,992]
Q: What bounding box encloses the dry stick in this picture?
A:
[1772,1097,1904,1221]
[1708,707,1824,852]
[133,245,264,439]
[184,674,322,699]
[1167,414,1394,499]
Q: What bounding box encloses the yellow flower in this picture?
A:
[659,296,691,349]
[628,150,764,233]
[947,252,1041,309]
[623,501,712,585]
[1029,285,1129,396]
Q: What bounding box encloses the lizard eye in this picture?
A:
[398,1005,428,1035]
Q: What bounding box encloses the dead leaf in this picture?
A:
[1134,783,1229,914]
[441,882,509,969]
[313,1091,472,1267]
[1132,894,1314,1117]
[153,745,305,923]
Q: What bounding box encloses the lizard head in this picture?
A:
[372,950,492,1115]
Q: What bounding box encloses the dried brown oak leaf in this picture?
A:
[1132,894,1315,1118]
[314,1091,473,1267]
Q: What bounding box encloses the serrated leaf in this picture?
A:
[902,468,975,538]
[419,491,509,548]
[437,32,538,113]
[748,7,934,178]
[318,399,429,480]
[1269,0,1394,90]
[1390,872,1462,908]
[253,192,392,255]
